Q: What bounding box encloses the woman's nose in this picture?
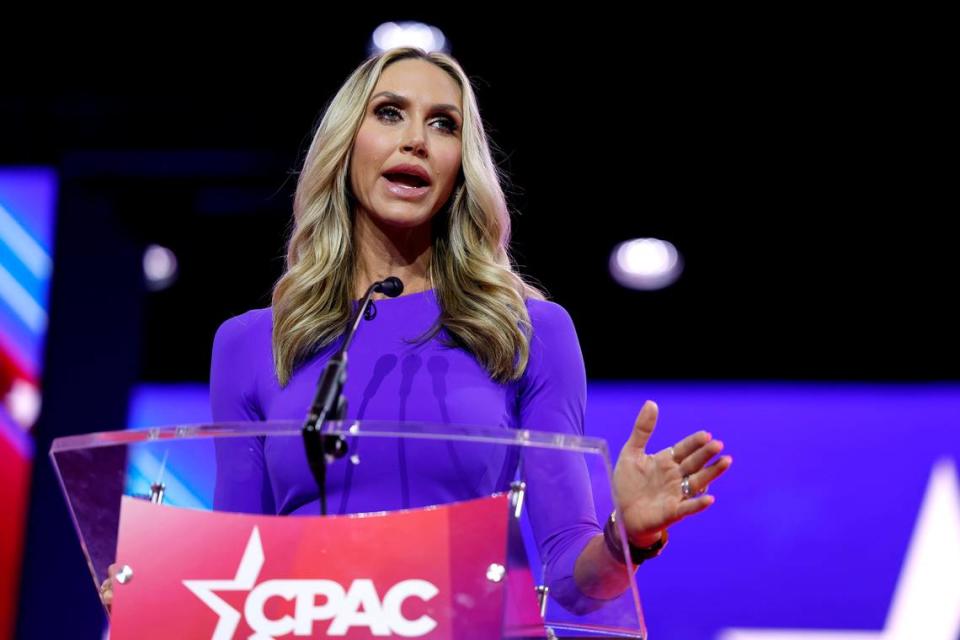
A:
[400,126,427,157]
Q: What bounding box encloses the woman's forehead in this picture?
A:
[374,59,462,106]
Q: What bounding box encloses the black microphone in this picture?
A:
[362,277,404,321]
[375,276,404,297]
[301,277,404,515]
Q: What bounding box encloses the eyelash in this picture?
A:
[374,105,459,134]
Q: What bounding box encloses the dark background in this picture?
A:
[3,14,954,383]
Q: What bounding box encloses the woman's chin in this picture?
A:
[368,207,438,231]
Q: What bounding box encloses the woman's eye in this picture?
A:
[375,105,458,134]
[433,117,458,134]
[375,105,402,122]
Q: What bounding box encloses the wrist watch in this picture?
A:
[604,510,669,565]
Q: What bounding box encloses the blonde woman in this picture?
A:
[210,47,732,612]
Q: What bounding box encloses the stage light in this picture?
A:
[143,244,178,291]
[370,22,448,54]
[609,237,684,291]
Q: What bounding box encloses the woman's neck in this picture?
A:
[353,212,433,299]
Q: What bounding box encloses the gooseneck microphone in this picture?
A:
[302,277,404,515]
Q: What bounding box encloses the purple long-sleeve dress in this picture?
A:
[209,288,604,611]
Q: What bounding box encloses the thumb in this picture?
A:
[625,400,659,453]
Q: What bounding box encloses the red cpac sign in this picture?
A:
[108,494,543,639]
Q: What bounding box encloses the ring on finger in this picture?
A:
[681,475,694,499]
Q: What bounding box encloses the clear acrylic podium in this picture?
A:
[51,420,647,639]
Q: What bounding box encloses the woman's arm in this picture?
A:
[210,311,276,514]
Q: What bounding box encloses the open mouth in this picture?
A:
[383,172,430,189]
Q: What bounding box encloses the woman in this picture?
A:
[208,46,732,613]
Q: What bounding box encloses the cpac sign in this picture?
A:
[110,494,513,639]
[245,578,438,637]
[183,528,439,639]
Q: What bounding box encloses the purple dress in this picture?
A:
[209,289,604,611]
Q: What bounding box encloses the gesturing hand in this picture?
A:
[612,400,732,546]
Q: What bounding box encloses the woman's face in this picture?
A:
[350,58,463,231]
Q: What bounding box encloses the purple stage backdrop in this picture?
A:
[128,381,960,639]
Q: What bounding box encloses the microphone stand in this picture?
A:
[302,277,403,515]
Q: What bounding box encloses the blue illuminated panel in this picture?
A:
[0,168,56,386]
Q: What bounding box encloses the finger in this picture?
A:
[655,445,677,463]
[689,455,733,492]
[625,400,659,453]
[671,430,712,464]
[108,563,119,579]
[676,494,715,519]
[680,439,724,475]
[99,579,113,606]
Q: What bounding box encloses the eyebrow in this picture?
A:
[370,91,462,118]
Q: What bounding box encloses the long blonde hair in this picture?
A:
[272,47,544,388]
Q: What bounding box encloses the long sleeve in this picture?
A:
[209,311,276,514]
[518,300,604,613]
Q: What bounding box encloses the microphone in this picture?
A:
[375,276,404,297]
[363,277,404,321]
[301,277,404,515]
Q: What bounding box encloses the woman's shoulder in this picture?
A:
[213,307,273,352]
[218,306,272,329]
[525,296,578,339]
[517,295,586,403]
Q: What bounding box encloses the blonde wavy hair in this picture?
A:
[272,47,545,388]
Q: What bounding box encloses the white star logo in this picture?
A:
[179,527,441,639]
[182,526,265,640]
[719,458,960,640]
